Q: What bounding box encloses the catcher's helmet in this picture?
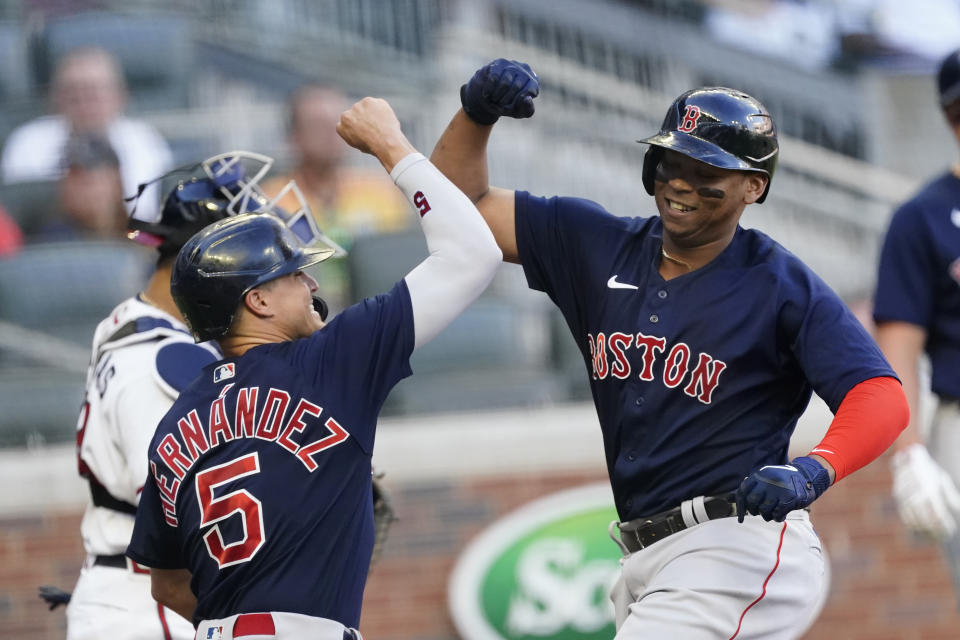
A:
[127,151,347,259]
[638,87,778,203]
[171,213,335,342]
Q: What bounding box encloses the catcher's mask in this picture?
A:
[126,151,347,257]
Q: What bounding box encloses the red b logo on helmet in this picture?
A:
[677,105,701,133]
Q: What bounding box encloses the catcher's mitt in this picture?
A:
[370,472,397,569]
[38,585,71,610]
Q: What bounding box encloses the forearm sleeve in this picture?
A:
[391,153,503,349]
[808,376,909,482]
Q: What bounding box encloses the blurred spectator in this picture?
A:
[0,46,173,219]
[262,84,412,311]
[835,0,960,67]
[702,0,837,71]
[33,134,127,242]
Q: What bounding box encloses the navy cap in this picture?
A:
[938,49,960,107]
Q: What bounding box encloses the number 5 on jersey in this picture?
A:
[195,453,265,568]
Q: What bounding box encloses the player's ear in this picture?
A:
[742,173,767,205]
[242,286,274,319]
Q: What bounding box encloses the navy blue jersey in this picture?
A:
[874,171,960,400]
[515,191,894,520]
[127,281,414,628]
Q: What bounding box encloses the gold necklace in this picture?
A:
[661,247,692,271]
[140,291,159,308]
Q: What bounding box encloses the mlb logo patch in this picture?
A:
[205,627,221,639]
[213,363,235,383]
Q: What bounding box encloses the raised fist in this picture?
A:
[460,58,540,125]
[336,97,402,156]
[735,456,831,522]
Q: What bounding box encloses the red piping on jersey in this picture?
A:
[727,522,786,640]
[156,602,172,640]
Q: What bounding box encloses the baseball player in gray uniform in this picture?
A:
[434,58,909,639]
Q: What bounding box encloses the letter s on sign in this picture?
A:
[413,191,431,217]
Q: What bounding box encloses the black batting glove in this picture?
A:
[460,58,540,125]
[735,456,831,522]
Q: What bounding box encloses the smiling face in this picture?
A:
[653,149,767,249]
[255,270,325,340]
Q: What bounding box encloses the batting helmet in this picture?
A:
[638,87,778,203]
[171,213,335,342]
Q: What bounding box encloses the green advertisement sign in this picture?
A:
[449,483,622,640]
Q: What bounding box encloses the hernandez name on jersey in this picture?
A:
[128,281,414,628]
[148,378,350,528]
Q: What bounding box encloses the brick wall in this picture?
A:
[3,460,958,640]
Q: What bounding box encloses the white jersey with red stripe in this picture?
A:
[68,295,218,640]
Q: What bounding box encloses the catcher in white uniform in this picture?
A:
[63,152,340,639]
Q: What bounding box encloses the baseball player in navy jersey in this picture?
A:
[431,59,910,638]
[66,151,307,640]
[875,48,960,602]
[125,97,501,639]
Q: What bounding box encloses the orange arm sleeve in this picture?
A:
[807,376,909,482]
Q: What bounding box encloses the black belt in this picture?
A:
[617,494,737,552]
[88,479,138,515]
[93,554,128,569]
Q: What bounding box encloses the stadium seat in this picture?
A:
[0,240,152,346]
[0,241,152,445]
[0,21,33,102]
[382,366,569,416]
[0,367,84,446]
[348,229,568,414]
[347,228,428,301]
[0,179,61,236]
[544,307,591,401]
[33,11,192,111]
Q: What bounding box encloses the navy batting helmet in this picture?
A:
[171,213,335,342]
[638,87,778,203]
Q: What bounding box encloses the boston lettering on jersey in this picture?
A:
[149,382,350,526]
[587,331,727,404]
